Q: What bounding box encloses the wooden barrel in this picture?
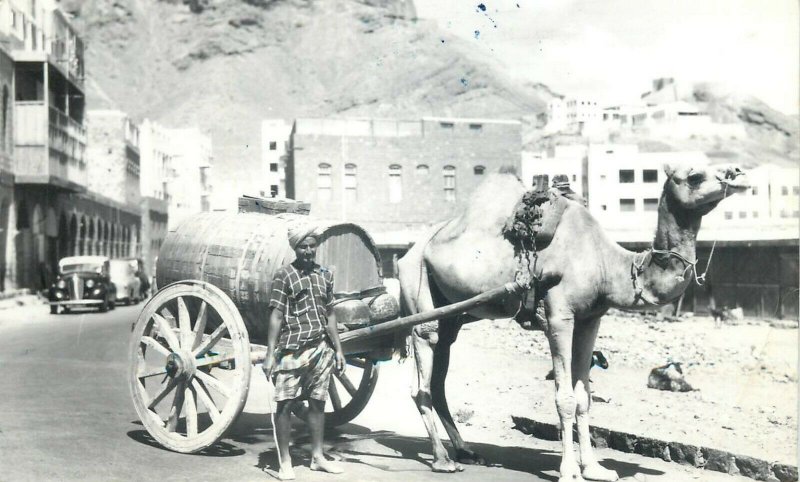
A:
[156,212,385,344]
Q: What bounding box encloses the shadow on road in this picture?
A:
[228,413,664,480]
[126,428,246,457]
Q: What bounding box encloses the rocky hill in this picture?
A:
[59,0,554,204]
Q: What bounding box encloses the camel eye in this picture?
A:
[687,173,704,185]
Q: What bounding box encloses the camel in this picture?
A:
[397,163,748,481]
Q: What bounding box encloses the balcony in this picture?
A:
[14,102,87,192]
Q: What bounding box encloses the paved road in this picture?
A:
[0,302,747,482]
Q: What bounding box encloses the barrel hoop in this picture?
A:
[329,285,388,306]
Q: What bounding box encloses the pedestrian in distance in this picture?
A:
[262,225,346,480]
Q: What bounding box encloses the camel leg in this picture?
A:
[412,328,461,472]
[573,318,618,482]
[543,290,583,482]
[431,319,485,465]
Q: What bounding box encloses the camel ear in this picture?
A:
[663,164,676,178]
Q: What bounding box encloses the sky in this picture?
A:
[415,0,799,114]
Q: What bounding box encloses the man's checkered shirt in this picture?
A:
[268,262,334,350]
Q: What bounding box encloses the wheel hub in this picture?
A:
[164,351,196,379]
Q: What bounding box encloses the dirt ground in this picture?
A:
[442,312,798,466]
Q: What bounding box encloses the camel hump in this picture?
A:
[502,189,576,251]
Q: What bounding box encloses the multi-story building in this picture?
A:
[0,45,14,292]
[165,127,212,229]
[138,119,172,275]
[261,119,292,198]
[288,117,522,273]
[546,97,602,133]
[523,143,799,319]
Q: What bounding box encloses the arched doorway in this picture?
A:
[78,215,86,256]
[0,197,10,291]
[58,213,69,261]
[87,219,95,255]
[103,221,110,257]
[68,214,77,256]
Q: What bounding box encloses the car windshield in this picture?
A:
[62,263,103,274]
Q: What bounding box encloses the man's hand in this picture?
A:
[261,354,276,379]
[334,349,346,375]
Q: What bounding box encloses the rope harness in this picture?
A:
[631,239,721,304]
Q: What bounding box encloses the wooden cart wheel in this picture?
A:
[128,281,251,453]
[291,355,379,428]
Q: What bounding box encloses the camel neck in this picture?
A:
[608,188,702,309]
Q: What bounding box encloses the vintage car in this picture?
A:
[110,259,142,305]
[49,256,117,314]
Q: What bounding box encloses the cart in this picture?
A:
[129,209,521,453]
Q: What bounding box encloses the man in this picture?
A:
[262,226,346,480]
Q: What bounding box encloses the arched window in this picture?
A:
[473,165,485,175]
[443,165,456,202]
[317,163,332,201]
[389,164,402,203]
[344,163,357,202]
[415,164,429,176]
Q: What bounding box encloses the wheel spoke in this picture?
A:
[185,385,198,437]
[148,377,181,411]
[152,313,181,352]
[191,301,208,351]
[167,381,186,432]
[329,380,342,411]
[138,366,168,379]
[140,336,171,358]
[193,323,228,358]
[337,372,358,396]
[195,369,232,399]
[177,297,192,349]
[347,357,367,369]
[195,352,235,368]
[192,378,220,423]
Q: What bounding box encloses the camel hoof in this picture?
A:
[582,463,618,482]
[455,448,486,465]
[431,459,458,473]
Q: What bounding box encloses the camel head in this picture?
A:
[663,163,749,215]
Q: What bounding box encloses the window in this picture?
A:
[643,169,658,183]
[739,211,747,219]
[440,122,454,129]
[270,185,278,197]
[269,141,277,150]
[619,170,634,183]
[751,187,758,195]
[601,205,607,211]
[780,210,788,218]
[344,163,357,202]
[619,199,635,212]
[752,211,759,218]
[443,165,456,202]
[794,211,799,218]
[469,123,483,131]
[643,198,659,211]
[781,186,789,195]
[416,164,429,175]
[389,164,402,203]
[724,211,733,220]
[317,163,332,201]
[473,165,485,175]
[794,186,800,195]
[269,163,278,172]
[572,174,576,182]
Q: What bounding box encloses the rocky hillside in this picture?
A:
[58,0,554,204]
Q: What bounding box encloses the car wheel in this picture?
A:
[63,307,71,314]
[50,305,58,315]
[99,299,109,313]
[110,300,116,310]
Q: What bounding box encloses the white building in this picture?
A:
[261,119,292,198]
[523,142,799,244]
[546,98,602,133]
[166,127,213,229]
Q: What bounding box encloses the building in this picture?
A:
[523,142,799,319]
[546,97,602,133]
[165,127,212,229]
[138,119,172,275]
[261,119,292,198]
[0,45,14,292]
[288,117,522,272]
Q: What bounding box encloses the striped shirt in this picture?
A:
[269,262,334,350]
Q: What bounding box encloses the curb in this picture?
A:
[511,416,798,482]
[0,290,47,311]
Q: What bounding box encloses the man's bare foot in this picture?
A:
[310,457,344,474]
[277,465,296,480]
